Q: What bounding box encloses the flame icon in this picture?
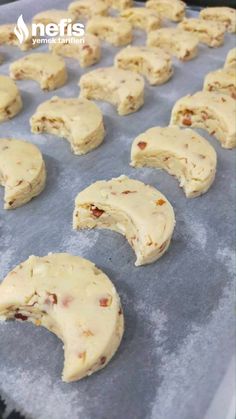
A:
[14,15,29,44]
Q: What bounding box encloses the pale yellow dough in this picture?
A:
[147,27,198,61]
[121,7,161,32]
[33,9,77,26]
[0,138,46,209]
[86,16,132,46]
[49,34,101,68]
[114,46,173,85]
[178,18,225,47]
[200,7,236,33]
[68,0,109,18]
[0,253,124,382]
[73,175,175,266]
[131,126,217,198]
[224,48,236,69]
[0,24,38,51]
[146,0,186,22]
[108,0,133,10]
[203,67,236,99]
[79,67,144,115]
[10,53,68,91]
[170,91,236,149]
[0,75,22,122]
[30,96,105,155]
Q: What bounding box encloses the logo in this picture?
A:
[14,14,85,45]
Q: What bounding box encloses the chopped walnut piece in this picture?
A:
[100,356,106,365]
[99,296,111,307]
[91,206,105,218]
[137,141,147,150]
[15,313,28,321]
[156,199,166,206]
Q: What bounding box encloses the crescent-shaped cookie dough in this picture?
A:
[147,28,198,61]
[79,67,144,116]
[49,33,101,68]
[114,46,173,85]
[10,53,68,91]
[86,17,132,47]
[30,96,105,155]
[146,0,186,22]
[68,0,109,18]
[121,7,161,32]
[0,75,22,122]
[178,18,225,47]
[224,48,236,69]
[0,138,46,209]
[0,253,124,382]
[131,126,217,198]
[33,9,77,26]
[200,7,236,33]
[203,67,236,99]
[170,91,236,149]
[0,24,38,51]
[73,175,175,266]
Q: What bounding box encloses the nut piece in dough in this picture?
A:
[200,7,236,33]
[30,96,105,155]
[114,46,173,85]
[147,28,198,61]
[79,67,144,116]
[203,67,236,99]
[86,17,132,47]
[49,34,101,68]
[10,53,68,91]
[0,75,22,122]
[131,126,217,198]
[0,253,124,382]
[108,0,133,10]
[33,9,77,26]
[68,0,109,18]
[0,24,38,51]
[73,175,175,266]
[224,48,236,69]
[146,0,186,22]
[170,91,236,149]
[0,138,46,209]
[121,7,161,32]
[178,18,225,48]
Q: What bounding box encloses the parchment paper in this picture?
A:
[0,1,235,419]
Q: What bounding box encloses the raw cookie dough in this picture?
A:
[49,33,101,68]
[33,9,77,26]
[79,67,144,115]
[86,17,132,47]
[146,0,186,22]
[203,67,236,99]
[114,46,173,85]
[200,7,236,33]
[178,18,225,47]
[0,75,22,122]
[0,138,46,209]
[108,0,133,10]
[121,7,161,32]
[224,48,236,69]
[73,175,175,266]
[147,27,198,61]
[30,96,105,155]
[0,24,38,51]
[0,253,124,382]
[131,126,217,198]
[10,53,68,91]
[68,0,109,18]
[170,91,236,149]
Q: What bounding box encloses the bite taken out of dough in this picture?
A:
[200,7,236,33]
[0,253,124,382]
[121,7,162,32]
[170,91,236,149]
[0,75,22,122]
[131,126,217,198]
[10,53,68,91]
[0,138,46,209]
[73,175,175,266]
[146,0,186,22]
[30,96,105,155]
[203,67,236,99]
[178,18,225,48]
[68,0,109,19]
[86,16,133,47]
[0,24,39,51]
[114,46,173,86]
[79,67,144,116]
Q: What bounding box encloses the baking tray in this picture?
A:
[0,1,235,419]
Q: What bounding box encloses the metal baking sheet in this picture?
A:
[0,1,235,418]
